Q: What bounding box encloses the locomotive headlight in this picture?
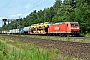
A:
[71,28,74,29]
[76,27,79,29]
[71,27,79,29]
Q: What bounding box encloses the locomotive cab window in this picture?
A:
[71,23,79,26]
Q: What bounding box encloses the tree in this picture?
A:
[75,1,90,33]
[53,0,62,11]
[63,0,70,5]
[69,0,76,8]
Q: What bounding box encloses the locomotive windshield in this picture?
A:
[71,23,79,26]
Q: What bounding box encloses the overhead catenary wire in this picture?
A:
[0,0,49,27]
[0,0,49,18]
[0,0,48,27]
[20,0,41,13]
[21,0,49,14]
[0,0,49,19]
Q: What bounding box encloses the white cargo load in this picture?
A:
[16,29,19,33]
[23,26,30,32]
[12,29,16,33]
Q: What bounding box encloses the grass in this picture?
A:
[0,37,57,60]
[85,33,90,37]
[0,35,85,60]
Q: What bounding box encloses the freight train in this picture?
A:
[0,22,80,36]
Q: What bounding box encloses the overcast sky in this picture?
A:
[0,0,63,27]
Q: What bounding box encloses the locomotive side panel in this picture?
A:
[48,24,67,33]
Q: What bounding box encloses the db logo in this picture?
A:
[55,26,60,30]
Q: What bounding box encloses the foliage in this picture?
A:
[1,0,90,34]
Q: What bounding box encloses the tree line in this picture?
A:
[0,0,90,34]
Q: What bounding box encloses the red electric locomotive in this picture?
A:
[48,22,80,36]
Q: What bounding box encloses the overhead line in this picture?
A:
[22,0,49,14]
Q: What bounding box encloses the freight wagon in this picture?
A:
[23,26,30,34]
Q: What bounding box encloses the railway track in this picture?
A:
[21,34,90,43]
[1,35,90,60]
[1,34,90,43]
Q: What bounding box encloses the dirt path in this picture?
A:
[1,35,90,60]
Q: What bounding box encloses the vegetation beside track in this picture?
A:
[85,33,90,37]
[26,35,90,43]
[7,34,90,43]
[0,35,84,60]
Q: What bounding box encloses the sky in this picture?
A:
[0,0,63,27]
